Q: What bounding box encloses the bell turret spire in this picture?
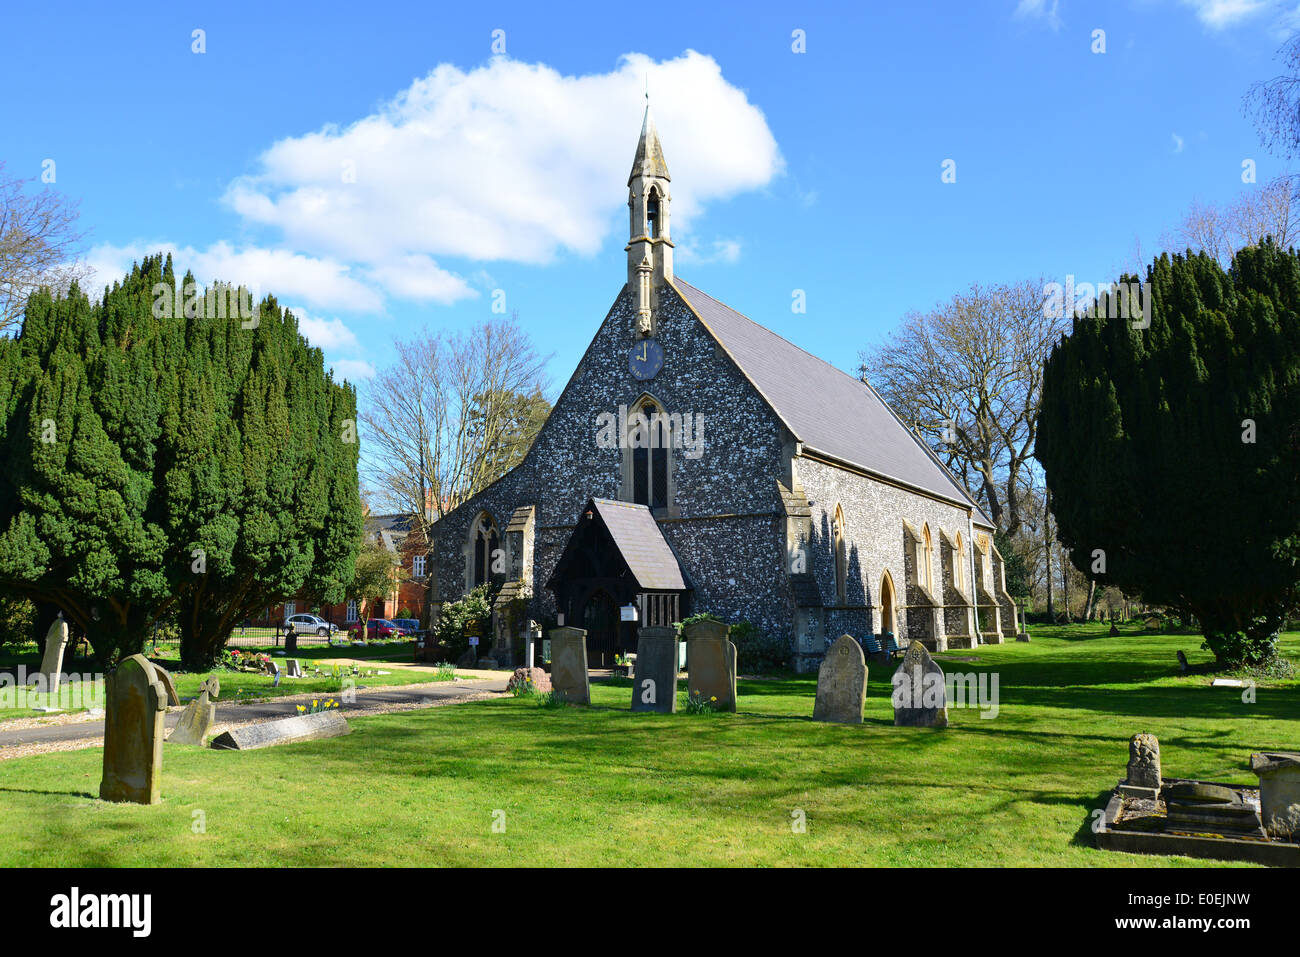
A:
[626,99,673,336]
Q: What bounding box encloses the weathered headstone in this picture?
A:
[1250,751,1300,839]
[168,676,220,746]
[813,634,867,724]
[152,663,180,706]
[632,627,679,714]
[34,613,70,696]
[100,654,168,804]
[1120,733,1162,797]
[285,659,304,678]
[209,710,350,750]
[891,640,948,728]
[548,627,589,705]
[1176,650,1189,674]
[684,619,737,712]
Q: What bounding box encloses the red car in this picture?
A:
[365,618,407,640]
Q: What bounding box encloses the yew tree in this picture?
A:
[0,255,361,668]
[1036,242,1300,665]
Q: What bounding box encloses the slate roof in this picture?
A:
[589,498,688,591]
[673,279,992,525]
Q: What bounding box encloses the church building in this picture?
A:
[429,106,1022,671]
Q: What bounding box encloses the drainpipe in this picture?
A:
[967,510,979,645]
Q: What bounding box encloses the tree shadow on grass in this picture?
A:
[0,786,96,799]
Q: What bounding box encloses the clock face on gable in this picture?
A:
[628,338,664,381]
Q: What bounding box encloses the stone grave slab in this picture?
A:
[548,627,589,705]
[813,634,867,724]
[100,654,168,804]
[891,640,948,728]
[684,620,736,712]
[631,627,679,714]
[209,710,350,751]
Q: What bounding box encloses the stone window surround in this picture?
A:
[618,391,680,518]
[464,510,501,593]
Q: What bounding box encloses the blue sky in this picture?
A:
[1,0,1292,391]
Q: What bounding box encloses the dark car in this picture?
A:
[365,619,407,640]
[392,618,421,635]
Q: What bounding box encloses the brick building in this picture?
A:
[429,106,1021,670]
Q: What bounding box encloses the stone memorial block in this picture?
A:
[209,710,350,750]
[100,654,168,804]
[1250,751,1300,838]
[168,676,219,746]
[813,634,867,724]
[548,627,590,706]
[35,614,70,696]
[1121,733,1162,796]
[891,640,947,728]
[684,621,736,712]
[506,667,551,695]
[632,627,679,714]
[152,664,180,706]
[1161,781,1264,836]
[285,659,304,678]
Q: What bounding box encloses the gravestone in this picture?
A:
[285,659,304,678]
[35,613,70,696]
[152,664,180,706]
[1250,751,1300,838]
[1120,733,1162,797]
[1176,650,1189,673]
[209,710,350,750]
[169,676,220,746]
[632,627,679,714]
[100,654,168,804]
[891,640,947,728]
[684,619,736,712]
[813,634,867,724]
[548,627,590,705]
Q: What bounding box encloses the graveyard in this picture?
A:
[1,621,1295,868]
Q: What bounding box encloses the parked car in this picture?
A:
[365,618,408,640]
[284,614,339,638]
[392,618,421,635]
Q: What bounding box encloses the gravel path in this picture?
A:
[0,675,510,761]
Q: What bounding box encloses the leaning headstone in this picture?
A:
[632,627,679,714]
[813,634,867,724]
[1120,733,1162,798]
[1250,751,1300,839]
[891,640,948,728]
[1176,650,1189,674]
[100,654,168,804]
[209,710,350,750]
[168,676,220,746]
[684,619,737,712]
[548,627,589,705]
[152,663,180,706]
[34,613,70,696]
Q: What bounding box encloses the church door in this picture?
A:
[581,589,620,668]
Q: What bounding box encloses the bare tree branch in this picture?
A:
[0,162,90,335]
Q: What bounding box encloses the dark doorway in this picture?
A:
[581,589,620,668]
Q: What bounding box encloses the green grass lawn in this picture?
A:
[0,623,1296,867]
[0,641,450,723]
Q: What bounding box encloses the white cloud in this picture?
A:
[292,308,362,352]
[327,358,376,382]
[1172,132,1185,152]
[223,51,782,274]
[84,240,382,312]
[677,238,743,265]
[1014,0,1063,30]
[1177,0,1268,28]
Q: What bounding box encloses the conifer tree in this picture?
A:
[1036,241,1300,665]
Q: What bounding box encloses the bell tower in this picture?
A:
[626,100,673,336]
